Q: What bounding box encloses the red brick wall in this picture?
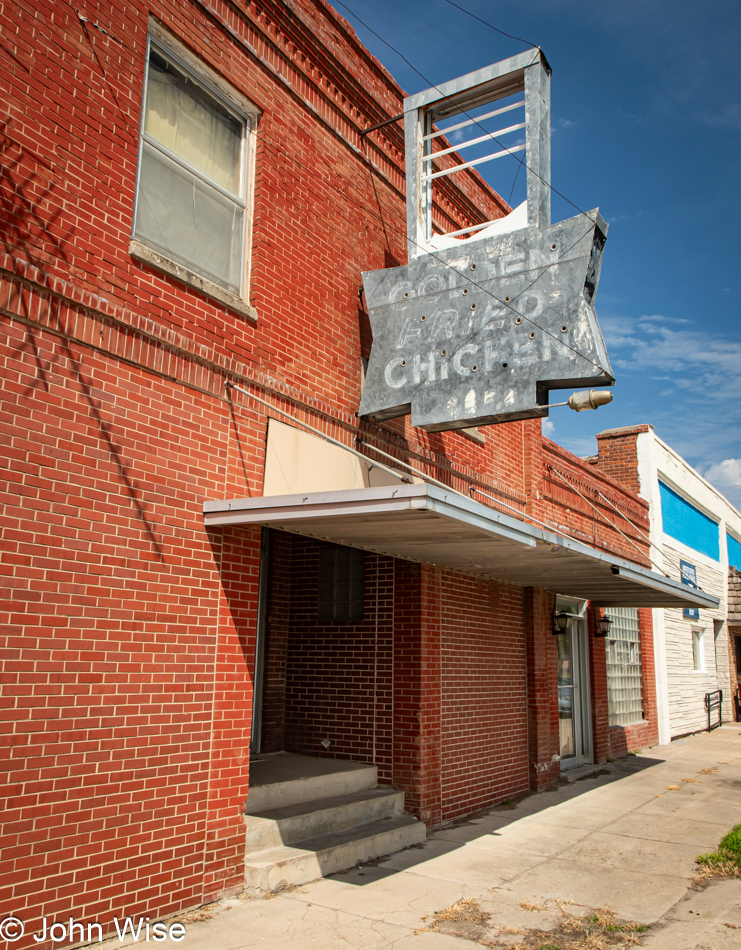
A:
[593,427,652,496]
[207,527,261,895]
[391,561,533,827]
[0,0,662,934]
[440,575,530,819]
[260,529,292,753]
[0,319,258,946]
[524,587,560,789]
[282,539,395,783]
[586,431,661,754]
[607,608,659,756]
[539,439,651,567]
[588,608,610,765]
[259,551,536,826]
[0,0,526,926]
[392,561,443,825]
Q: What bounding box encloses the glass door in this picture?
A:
[556,598,592,770]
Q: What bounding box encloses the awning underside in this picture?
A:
[203,484,719,610]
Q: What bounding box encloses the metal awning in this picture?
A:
[203,484,719,609]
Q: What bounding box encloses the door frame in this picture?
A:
[250,527,271,755]
[555,596,593,770]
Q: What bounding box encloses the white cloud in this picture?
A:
[553,118,576,133]
[602,315,741,399]
[542,419,555,437]
[702,458,741,486]
[597,311,741,484]
[638,314,690,325]
[700,459,741,510]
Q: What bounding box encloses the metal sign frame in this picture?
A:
[404,48,550,259]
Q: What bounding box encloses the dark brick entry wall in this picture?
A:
[258,532,547,826]
[260,533,395,783]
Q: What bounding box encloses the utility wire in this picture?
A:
[258,114,609,374]
[354,147,609,375]
[276,129,609,376]
[596,489,667,564]
[440,0,543,209]
[328,0,609,373]
[440,0,540,51]
[228,379,589,543]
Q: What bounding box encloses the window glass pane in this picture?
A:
[145,50,242,195]
[317,547,364,623]
[692,630,704,671]
[557,631,572,686]
[658,481,720,561]
[136,143,243,292]
[606,607,643,726]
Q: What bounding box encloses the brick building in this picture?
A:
[0,0,715,942]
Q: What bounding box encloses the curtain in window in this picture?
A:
[145,52,242,193]
[135,51,245,293]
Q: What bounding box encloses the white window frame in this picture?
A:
[130,22,259,320]
[692,628,706,672]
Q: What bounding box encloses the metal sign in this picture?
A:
[359,211,612,430]
[681,559,700,620]
[359,50,614,431]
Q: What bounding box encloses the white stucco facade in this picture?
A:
[599,426,741,743]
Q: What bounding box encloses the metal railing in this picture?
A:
[705,690,723,731]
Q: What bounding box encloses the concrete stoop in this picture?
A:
[243,756,426,895]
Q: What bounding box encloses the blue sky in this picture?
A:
[337,0,741,507]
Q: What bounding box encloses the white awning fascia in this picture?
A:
[203,484,719,610]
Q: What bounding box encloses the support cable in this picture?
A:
[227,380,595,544]
[595,488,666,565]
[548,467,667,574]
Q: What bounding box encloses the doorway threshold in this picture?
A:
[560,762,606,783]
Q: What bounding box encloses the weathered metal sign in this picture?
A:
[359,211,613,431]
[360,49,615,431]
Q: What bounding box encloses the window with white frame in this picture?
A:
[606,607,644,726]
[692,628,705,672]
[133,30,257,305]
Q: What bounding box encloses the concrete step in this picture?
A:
[247,756,378,812]
[243,813,426,895]
[244,786,404,852]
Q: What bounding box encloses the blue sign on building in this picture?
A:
[728,532,741,570]
[680,559,700,620]
[658,481,720,562]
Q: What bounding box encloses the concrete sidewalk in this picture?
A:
[126,726,741,949]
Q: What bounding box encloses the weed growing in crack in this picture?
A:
[696,823,741,882]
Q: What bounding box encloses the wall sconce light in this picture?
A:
[595,613,613,638]
[552,611,572,635]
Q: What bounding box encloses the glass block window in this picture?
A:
[606,607,644,726]
[317,546,365,623]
